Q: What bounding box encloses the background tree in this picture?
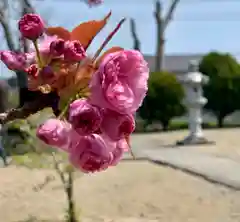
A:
[129,0,180,71]
[199,52,240,128]
[154,0,180,72]
[0,0,98,109]
[139,71,185,131]
[0,0,40,108]
[0,81,9,112]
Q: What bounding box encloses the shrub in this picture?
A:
[199,52,240,127]
[138,71,186,131]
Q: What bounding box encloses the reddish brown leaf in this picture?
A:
[70,12,112,49]
[45,27,71,40]
[95,46,124,67]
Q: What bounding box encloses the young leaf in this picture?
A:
[70,12,112,49]
[95,46,124,67]
[45,27,71,40]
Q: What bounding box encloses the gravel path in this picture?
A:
[1,162,240,222]
[1,129,240,221]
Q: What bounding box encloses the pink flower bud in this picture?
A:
[86,0,103,7]
[64,40,86,62]
[18,13,44,40]
[0,51,27,71]
[100,110,135,141]
[50,39,65,57]
[36,118,72,150]
[68,98,102,135]
[26,64,39,78]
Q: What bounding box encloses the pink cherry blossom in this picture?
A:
[68,98,102,135]
[50,39,65,57]
[89,50,149,114]
[69,134,114,173]
[101,109,135,141]
[0,51,27,71]
[64,40,86,62]
[27,35,59,63]
[18,13,44,40]
[36,118,72,151]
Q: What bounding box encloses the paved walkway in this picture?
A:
[127,132,240,190]
[144,148,240,190]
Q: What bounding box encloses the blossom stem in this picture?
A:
[58,96,75,120]
[92,18,126,63]
[33,40,43,68]
[130,148,136,160]
[57,60,91,119]
[57,85,87,120]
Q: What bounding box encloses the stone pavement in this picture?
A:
[144,148,240,190]
[126,133,240,190]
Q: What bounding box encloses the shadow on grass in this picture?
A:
[11,152,68,169]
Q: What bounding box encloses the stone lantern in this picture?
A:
[176,60,211,145]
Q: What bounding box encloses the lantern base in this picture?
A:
[176,134,214,146]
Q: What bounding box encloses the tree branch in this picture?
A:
[0,0,16,51]
[154,0,164,72]
[163,0,181,31]
[0,17,16,51]
[52,153,78,222]
[20,0,36,52]
[0,91,59,124]
[52,152,67,186]
[129,18,141,51]
[154,0,162,24]
[22,0,35,13]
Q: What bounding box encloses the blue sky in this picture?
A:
[1,0,240,77]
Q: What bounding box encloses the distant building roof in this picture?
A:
[144,54,203,73]
[144,53,240,73]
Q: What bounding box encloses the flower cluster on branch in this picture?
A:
[0,11,149,173]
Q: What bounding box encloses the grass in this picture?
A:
[134,119,240,133]
[11,151,68,169]
[169,120,218,130]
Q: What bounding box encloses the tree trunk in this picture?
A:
[154,0,181,72]
[156,37,165,72]
[0,82,9,112]
[162,120,169,131]
[217,115,224,128]
[15,71,28,107]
